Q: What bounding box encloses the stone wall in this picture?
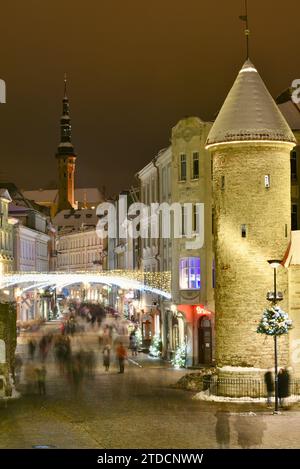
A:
[212,142,293,370]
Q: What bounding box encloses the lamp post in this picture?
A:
[267,259,282,414]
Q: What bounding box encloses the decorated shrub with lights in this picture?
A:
[257,306,293,336]
[135,327,143,348]
[149,334,162,357]
[171,343,186,368]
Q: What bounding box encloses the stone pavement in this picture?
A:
[1,329,300,449]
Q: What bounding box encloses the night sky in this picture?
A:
[0,0,300,196]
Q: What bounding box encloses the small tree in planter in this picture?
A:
[149,334,162,357]
[171,343,187,369]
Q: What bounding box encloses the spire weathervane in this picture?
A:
[239,0,250,59]
[64,72,67,98]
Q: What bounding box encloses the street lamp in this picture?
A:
[267,259,282,414]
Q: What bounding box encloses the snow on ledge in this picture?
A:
[217,366,267,373]
[193,391,300,404]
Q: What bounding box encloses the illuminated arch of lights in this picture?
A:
[0,270,172,299]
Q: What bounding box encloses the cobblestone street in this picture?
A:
[1,329,300,449]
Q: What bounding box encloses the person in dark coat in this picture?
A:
[28,338,37,360]
[264,370,274,406]
[278,368,290,407]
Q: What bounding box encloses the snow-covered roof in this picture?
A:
[206,59,296,148]
[0,188,12,202]
[53,208,98,234]
[23,188,103,204]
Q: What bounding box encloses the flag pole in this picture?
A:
[239,0,250,59]
[245,0,250,59]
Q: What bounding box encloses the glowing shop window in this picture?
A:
[179,257,201,290]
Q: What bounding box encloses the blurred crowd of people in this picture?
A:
[15,305,141,397]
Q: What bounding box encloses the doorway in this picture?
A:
[198,316,212,364]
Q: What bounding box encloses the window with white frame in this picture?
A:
[179,257,201,290]
[192,152,199,179]
[179,154,187,181]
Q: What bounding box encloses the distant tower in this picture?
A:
[56,74,76,213]
[206,60,296,375]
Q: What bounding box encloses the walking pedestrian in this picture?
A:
[116,342,127,374]
[264,370,274,406]
[129,331,138,357]
[103,344,111,371]
[35,365,47,396]
[39,335,49,362]
[14,353,23,387]
[28,338,37,360]
[278,367,290,407]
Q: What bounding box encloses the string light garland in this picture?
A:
[0,270,172,299]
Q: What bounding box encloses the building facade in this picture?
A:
[0,189,14,304]
[9,204,50,321]
[137,117,215,365]
[276,89,300,230]
[0,189,14,276]
[56,226,105,304]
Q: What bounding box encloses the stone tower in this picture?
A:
[56,75,76,214]
[206,60,296,374]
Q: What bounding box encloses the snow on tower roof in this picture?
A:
[206,60,296,148]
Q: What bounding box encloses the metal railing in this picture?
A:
[203,376,300,399]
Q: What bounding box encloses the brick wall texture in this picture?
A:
[212,142,293,369]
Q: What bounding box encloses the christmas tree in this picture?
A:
[149,334,161,357]
[171,343,186,368]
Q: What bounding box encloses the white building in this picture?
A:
[57,228,103,272]
[0,189,14,275]
[0,189,14,303]
[9,204,50,321]
[56,226,105,303]
[137,117,215,366]
[137,149,171,347]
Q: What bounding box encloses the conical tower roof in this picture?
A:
[206,60,296,147]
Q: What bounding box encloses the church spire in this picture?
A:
[55,74,76,214]
[56,73,75,156]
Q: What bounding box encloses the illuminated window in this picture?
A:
[179,257,201,290]
[192,152,199,179]
[179,154,187,181]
